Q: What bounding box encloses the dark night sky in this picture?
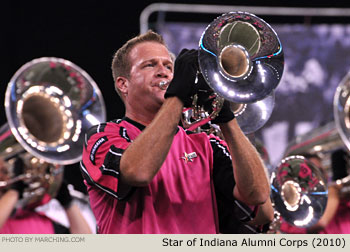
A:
[1,0,349,191]
[1,0,350,123]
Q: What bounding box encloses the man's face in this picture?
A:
[124,41,173,113]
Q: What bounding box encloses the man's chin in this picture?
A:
[158,97,165,105]
[155,91,166,102]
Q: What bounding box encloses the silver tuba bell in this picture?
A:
[270,155,328,229]
[181,11,283,133]
[0,57,106,207]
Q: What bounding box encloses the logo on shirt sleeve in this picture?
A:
[90,136,108,165]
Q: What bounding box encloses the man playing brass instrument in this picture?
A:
[308,150,350,234]
[80,30,273,233]
[0,156,92,234]
[279,151,350,234]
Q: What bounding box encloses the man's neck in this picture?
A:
[124,100,164,126]
[125,110,155,127]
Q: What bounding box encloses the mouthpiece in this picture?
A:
[159,81,169,90]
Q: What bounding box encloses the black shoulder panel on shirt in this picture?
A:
[85,123,108,148]
[110,119,123,124]
[119,127,131,142]
[99,145,124,178]
[90,136,108,165]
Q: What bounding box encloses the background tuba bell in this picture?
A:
[0,57,106,207]
[270,155,328,229]
[181,11,283,133]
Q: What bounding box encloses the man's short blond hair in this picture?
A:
[111,30,167,98]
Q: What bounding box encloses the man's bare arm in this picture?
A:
[0,190,19,228]
[219,119,270,205]
[248,197,274,226]
[65,204,92,234]
[120,97,183,186]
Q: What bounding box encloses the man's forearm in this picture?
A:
[65,204,92,234]
[219,119,270,205]
[248,197,274,226]
[120,97,183,186]
[0,190,19,228]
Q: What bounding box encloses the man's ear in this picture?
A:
[116,76,128,96]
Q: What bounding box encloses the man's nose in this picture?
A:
[156,64,170,77]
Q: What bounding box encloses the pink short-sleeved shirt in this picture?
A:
[81,118,218,233]
[81,118,257,234]
[0,209,54,234]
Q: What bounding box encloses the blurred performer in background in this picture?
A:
[279,150,350,234]
[307,149,350,234]
[80,30,273,234]
[0,157,92,234]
